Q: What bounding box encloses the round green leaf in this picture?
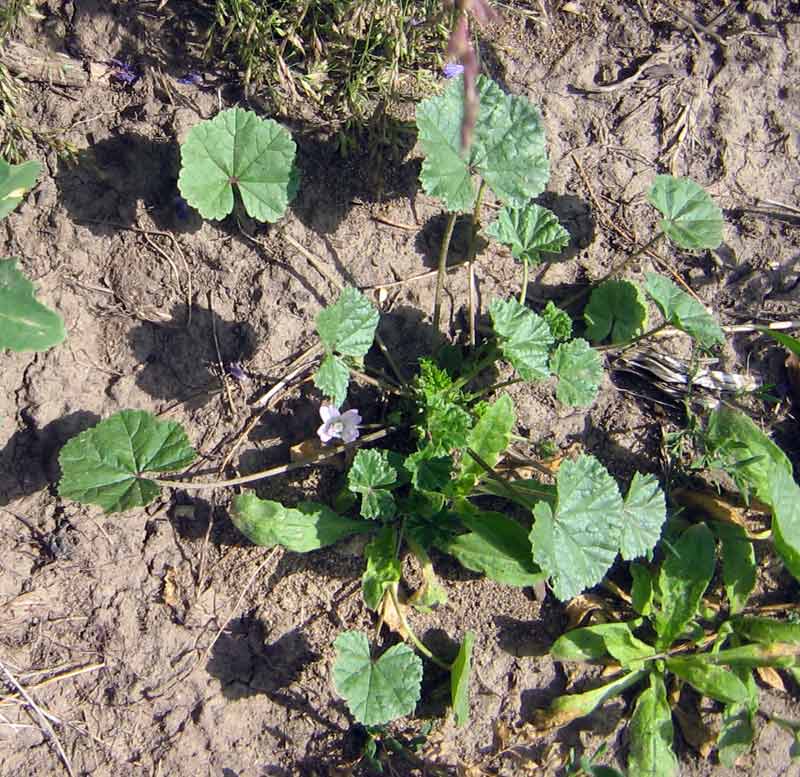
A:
[648,174,723,250]
[58,410,196,513]
[583,280,648,344]
[178,107,296,222]
[348,449,397,520]
[489,298,553,381]
[619,472,667,561]
[333,631,423,726]
[0,258,66,352]
[485,203,570,266]
[550,338,603,407]
[0,157,41,220]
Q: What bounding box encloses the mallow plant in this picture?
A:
[57,284,672,729]
[0,156,66,353]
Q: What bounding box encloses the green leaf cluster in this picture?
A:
[314,286,380,406]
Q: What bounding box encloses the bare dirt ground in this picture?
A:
[1,1,799,775]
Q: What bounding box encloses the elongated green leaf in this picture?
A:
[653,523,715,649]
[0,158,41,219]
[666,656,751,704]
[550,339,603,407]
[619,473,666,561]
[231,493,370,551]
[552,621,652,667]
[530,454,623,601]
[699,642,799,669]
[713,522,756,614]
[443,502,544,586]
[348,449,397,520]
[732,615,800,646]
[759,327,800,358]
[628,672,678,777]
[485,203,569,265]
[0,258,66,352]
[451,631,475,727]
[631,562,654,616]
[313,353,350,406]
[718,667,758,767]
[416,75,549,212]
[770,467,800,582]
[534,670,646,729]
[706,407,792,503]
[489,298,553,381]
[317,286,379,358]
[644,273,724,348]
[333,631,423,726]
[648,175,723,250]
[178,107,296,222]
[362,525,401,610]
[584,280,648,344]
[58,410,196,513]
[454,394,514,493]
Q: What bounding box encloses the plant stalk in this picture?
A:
[467,179,488,346]
[388,585,452,671]
[518,257,529,305]
[433,211,457,333]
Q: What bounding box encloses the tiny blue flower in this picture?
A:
[443,63,465,79]
[177,72,203,86]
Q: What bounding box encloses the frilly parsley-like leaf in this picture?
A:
[485,203,569,266]
[619,473,666,561]
[419,394,472,457]
[550,338,603,407]
[416,75,549,212]
[58,410,196,513]
[542,301,573,342]
[178,107,296,222]
[584,280,648,344]
[648,174,723,251]
[231,492,370,550]
[0,157,41,220]
[644,272,724,348]
[333,631,423,726]
[530,454,623,601]
[489,298,553,381]
[348,449,397,520]
[0,258,66,352]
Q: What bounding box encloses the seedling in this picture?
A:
[536,521,800,774]
[178,107,297,222]
[0,156,66,352]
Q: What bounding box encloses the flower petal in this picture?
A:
[317,423,334,443]
[319,405,338,423]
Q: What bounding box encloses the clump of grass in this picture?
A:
[202,0,452,129]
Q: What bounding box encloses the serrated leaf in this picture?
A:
[333,631,423,726]
[416,75,549,212]
[584,280,648,344]
[648,174,723,250]
[362,525,401,610]
[231,492,370,551]
[0,258,66,352]
[485,203,569,265]
[313,353,350,406]
[348,449,397,520]
[534,670,645,729]
[443,502,544,587]
[619,473,667,561]
[628,672,678,777]
[0,157,41,219]
[631,562,654,616]
[405,450,452,492]
[490,298,553,381]
[530,454,623,601]
[713,522,756,614]
[451,631,475,727]
[454,394,514,494]
[732,615,800,646]
[58,410,196,513]
[665,656,751,705]
[769,467,800,582]
[177,107,296,222]
[644,273,724,348]
[552,621,652,667]
[550,339,603,407]
[317,286,379,358]
[653,523,715,649]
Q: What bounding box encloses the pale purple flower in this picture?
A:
[317,405,361,444]
[108,58,141,86]
[443,63,465,79]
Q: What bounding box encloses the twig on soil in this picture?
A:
[724,320,800,335]
[206,291,236,417]
[0,658,76,777]
[370,214,417,231]
[656,0,728,48]
[0,662,105,708]
[361,260,470,292]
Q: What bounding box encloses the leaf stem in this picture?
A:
[151,427,396,490]
[596,321,670,354]
[388,585,452,671]
[518,257,529,305]
[433,212,458,333]
[468,179,488,347]
[465,377,521,401]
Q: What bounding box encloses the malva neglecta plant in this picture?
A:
[52,75,800,766]
[0,156,66,353]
